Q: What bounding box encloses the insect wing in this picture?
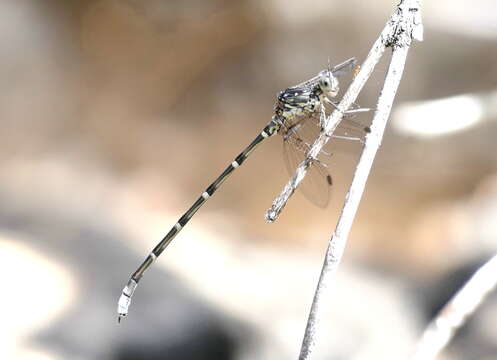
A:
[290,57,357,89]
[334,117,370,140]
[282,113,332,208]
[330,57,357,77]
[290,74,322,90]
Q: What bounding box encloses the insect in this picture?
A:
[117,58,367,322]
[275,58,369,208]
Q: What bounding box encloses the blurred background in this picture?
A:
[2,0,497,359]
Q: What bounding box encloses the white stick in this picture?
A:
[298,44,411,360]
[294,1,423,359]
[411,253,497,360]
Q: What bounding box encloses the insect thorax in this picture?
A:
[274,88,320,125]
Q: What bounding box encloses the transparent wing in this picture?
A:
[333,117,370,140]
[279,106,369,207]
[329,101,371,140]
[291,57,357,89]
[281,113,332,208]
[331,57,357,77]
[290,74,321,90]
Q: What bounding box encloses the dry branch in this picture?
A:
[265,1,425,359]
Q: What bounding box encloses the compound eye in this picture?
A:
[319,77,331,90]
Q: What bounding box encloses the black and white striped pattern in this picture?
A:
[118,118,281,321]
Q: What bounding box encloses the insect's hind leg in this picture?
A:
[324,98,371,115]
[330,134,365,144]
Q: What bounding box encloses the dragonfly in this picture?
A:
[117,57,368,322]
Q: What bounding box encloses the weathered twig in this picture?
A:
[279,1,423,359]
[411,253,497,360]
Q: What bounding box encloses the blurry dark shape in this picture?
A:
[115,320,237,360]
[421,254,497,360]
[424,255,492,320]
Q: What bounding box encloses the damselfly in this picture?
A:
[117,57,368,321]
